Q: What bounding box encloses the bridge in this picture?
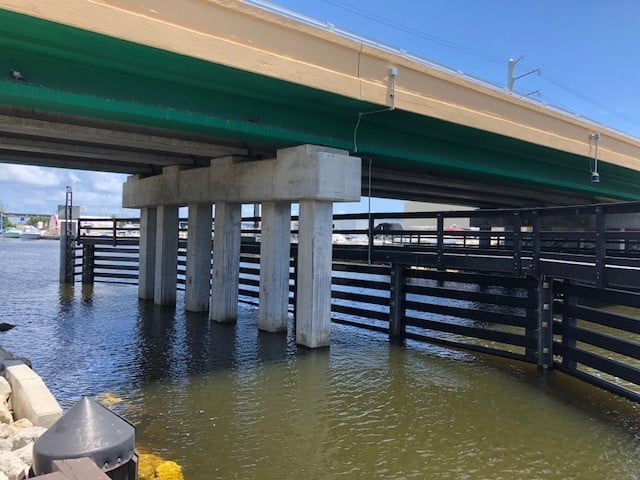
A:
[1,0,639,207]
[1,212,52,218]
[74,204,640,404]
[2,0,640,350]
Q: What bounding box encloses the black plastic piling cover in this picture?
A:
[32,397,136,475]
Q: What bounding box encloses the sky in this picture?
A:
[0,0,638,217]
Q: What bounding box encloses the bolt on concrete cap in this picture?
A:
[33,397,135,475]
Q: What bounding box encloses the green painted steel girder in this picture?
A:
[0,8,638,202]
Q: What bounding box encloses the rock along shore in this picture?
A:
[0,348,63,480]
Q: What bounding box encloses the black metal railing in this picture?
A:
[554,280,640,403]
[73,201,640,403]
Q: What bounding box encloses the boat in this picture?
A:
[19,225,43,240]
[1,227,21,238]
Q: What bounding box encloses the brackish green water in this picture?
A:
[1,239,640,479]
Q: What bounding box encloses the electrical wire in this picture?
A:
[248,0,639,136]
[353,107,394,153]
[539,72,640,129]
[317,0,506,66]
[316,0,639,133]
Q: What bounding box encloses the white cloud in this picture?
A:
[79,190,122,206]
[0,164,61,187]
[0,167,128,215]
[91,173,127,193]
[22,196,49,207]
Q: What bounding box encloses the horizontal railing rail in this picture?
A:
[73,201,640,403]
[78,202,640,289]
[553,280,640,403]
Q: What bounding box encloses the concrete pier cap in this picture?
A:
[123,144,361,347]
[123,144,361,207]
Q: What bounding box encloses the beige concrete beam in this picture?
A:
[123,145,361,208]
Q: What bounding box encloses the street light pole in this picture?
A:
[507,55,540,92]
[507,57,517,92]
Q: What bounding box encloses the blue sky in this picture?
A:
[1,0,638,217]
[268,0,639,135]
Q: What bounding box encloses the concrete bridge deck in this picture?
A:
[0,0,639,207]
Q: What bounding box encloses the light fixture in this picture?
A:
[9,70,24,81]
[589,132,601,183]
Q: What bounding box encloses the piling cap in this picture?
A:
[33,397,136,475]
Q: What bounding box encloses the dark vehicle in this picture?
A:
[373,222,403,233]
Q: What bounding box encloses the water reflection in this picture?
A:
[3,241,640,479]
[135,300,178,383]
[182,310,214,374]
[80,284,94,306]
[57,283,75,316]
[256,329,294,365]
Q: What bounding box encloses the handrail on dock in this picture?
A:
[73,201,640,404]
[77,201,640,290]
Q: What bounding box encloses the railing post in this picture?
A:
[367,214,375,265]
[524,297,537,360]
[561,279,577,371]
[536,277,554,369]
[389,263,405,338]
[291,253,298,326]
[622,228,630,255]
[595,206,606,289]
[112,218,117,247]
[513,211,522,276]
[479,225,491,250]
[531,210,541,278]
[436,213,444,270]
[81,244,95,285]
[59,217,75,285]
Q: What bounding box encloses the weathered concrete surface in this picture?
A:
[138,207,157,300]
[3,362,61,428]
[258,202,291,333]
[186,203,213,312]
[210,202,241,323]
[154,205,179,306]
[296,200,333,348]
[123,145,360,207]
[0,358,123,479]
[125,144,361,348]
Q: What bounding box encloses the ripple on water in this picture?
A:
[2,241,640,479]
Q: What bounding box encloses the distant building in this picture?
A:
[403,202,475,230]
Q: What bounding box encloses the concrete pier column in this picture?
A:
[123,144,361,347]
[259,201,291,332]
[138,207,157,299]
[186,203,213,312]
[210,202,241,322]
[296,200,333,348]
[154,205,179,306]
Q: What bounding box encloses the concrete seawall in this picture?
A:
[0,356,62,480]
[4,362,62,429]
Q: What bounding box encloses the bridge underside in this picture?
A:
[0,8,637,207]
